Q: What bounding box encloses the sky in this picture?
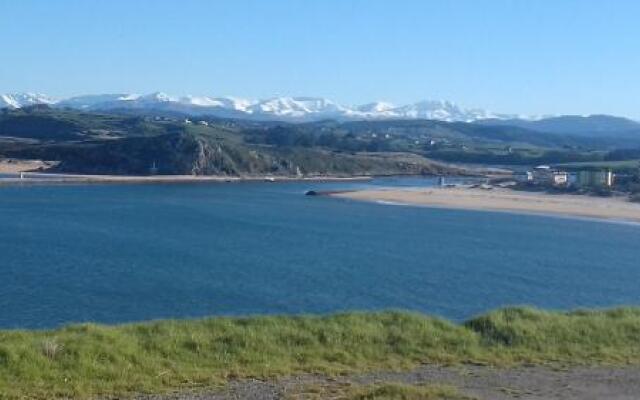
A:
[1,0,639,118]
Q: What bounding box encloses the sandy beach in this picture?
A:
[332,186,640,223]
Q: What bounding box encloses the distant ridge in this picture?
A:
[476,115,640,138]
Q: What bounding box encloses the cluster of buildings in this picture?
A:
[520,165,615,189]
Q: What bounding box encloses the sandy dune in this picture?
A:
[332,186,640,223]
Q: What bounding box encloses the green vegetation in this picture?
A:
[0,108,459,176]
[286,382,473,400]
[1,307,640,398]
[0,106,177,141]
[424,147,606,165]
[3,106,640,176]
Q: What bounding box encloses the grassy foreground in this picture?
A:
[1,307,640,398]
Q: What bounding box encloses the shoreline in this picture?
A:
[0,172,376,186]
[330,186,640,224]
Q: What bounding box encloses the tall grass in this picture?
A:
[1,307,639,398]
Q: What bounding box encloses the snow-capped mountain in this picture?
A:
[391,100,499,121]
[0,92,509,122]
[178,95,252,111]
[0,93,56,108]
[247,97,348,118]
[355,102,396,114]
[56,94,141,109]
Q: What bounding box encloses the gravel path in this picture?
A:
[138,364,640,399]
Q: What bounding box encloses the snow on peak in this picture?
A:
[178,96,254,111]
[0,95,20,108]
[394,100,460,121]
[139,92,175,103]
[57,94,140,109]
[0,93,55,108]
[356,102,396,113]
[249,97,349,119]
[223,97,254,112]
[180,95,221,107]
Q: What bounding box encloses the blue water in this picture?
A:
[1,177,640,329]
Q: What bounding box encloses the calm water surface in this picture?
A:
[1,177,639,328]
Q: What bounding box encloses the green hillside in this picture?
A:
[1,106,639,175]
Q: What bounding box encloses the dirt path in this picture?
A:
[140,364,640,399]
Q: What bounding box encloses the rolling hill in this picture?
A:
[1,106,639,175]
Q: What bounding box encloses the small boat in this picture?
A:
[264,177,276,182]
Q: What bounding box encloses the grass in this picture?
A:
[286,382,474,399]
[1,307,640,398]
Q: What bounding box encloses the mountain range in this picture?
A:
[2,93,639,138]
[0,92,512,122]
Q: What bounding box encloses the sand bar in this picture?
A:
[332,187,640,223]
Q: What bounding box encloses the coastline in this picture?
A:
[331,186,640,224]
[0,172,374,186]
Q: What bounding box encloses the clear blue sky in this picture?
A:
[1,0,639,118]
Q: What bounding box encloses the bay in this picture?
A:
[1,177,639,328]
